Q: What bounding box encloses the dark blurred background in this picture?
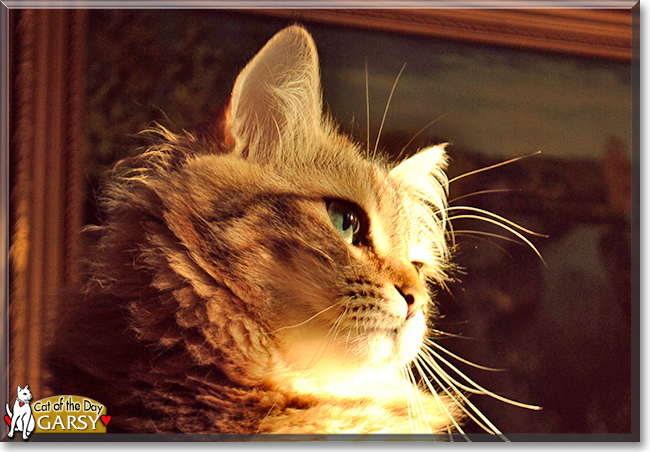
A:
[9,8,636,438]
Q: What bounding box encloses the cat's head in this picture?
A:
[17,385,32,401]
[98,26,451,387]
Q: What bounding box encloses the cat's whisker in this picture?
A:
[452,232,515,260]
[351,315,361,368]
[404,360,422,432]
[408,361,432,433]
[343,331,352,359]
[293,235,336,263]
[448,151,542,185]
[425,369,493,396]
[398,109,456,161]
[410,365,460,440]
[328,309,348,352]
[342,299,353,359]
[417,354,498,435]
[409,366,423,434]
[365,58,370,156]
[417,353,503,438]
[419,352,503,397]
[447,213,546,265]
[423,338,507,372]
[256,397,281,434]
[447,206,546,237]
[322,310,347,352]
[452,230,525,246]
[449,188,520,204]
[296,310,347,373]
[372,63,406,160]
[420,344,541,411]
[413,356,470,441]
[400,364,416,433]
[268,303,339,334]
[428,328,472,340]
[405,362,421,432]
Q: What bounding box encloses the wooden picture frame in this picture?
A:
[5,4,638,439]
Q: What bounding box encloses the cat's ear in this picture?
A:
[224,26,323,163]
[391,145,448,182]
[390,145,449,214]
[17,385,21,392]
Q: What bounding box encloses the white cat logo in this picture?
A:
[5,385,36,440]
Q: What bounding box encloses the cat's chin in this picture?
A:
[277,308,426,383]
[395,308,427,363]
[353,308,427,368]
[270,313,427,401]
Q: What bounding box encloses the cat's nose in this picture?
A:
[397,283,428,320]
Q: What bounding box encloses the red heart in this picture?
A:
[18,402,24,407]
[100,415,111,426]
[4,415,10,426]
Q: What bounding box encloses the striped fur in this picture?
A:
[48,26,460,434]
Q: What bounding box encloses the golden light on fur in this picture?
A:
[48,25,542,438]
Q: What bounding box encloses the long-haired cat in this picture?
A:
[48,25,535,437]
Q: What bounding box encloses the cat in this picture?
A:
[47,25,535,437]
[6,385,36,440]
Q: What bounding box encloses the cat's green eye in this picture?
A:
[327,201,366,246]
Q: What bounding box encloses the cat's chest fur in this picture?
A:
[261,369,459,434]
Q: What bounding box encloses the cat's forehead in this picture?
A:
[287,143,405,215]
[181,139,413,255]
